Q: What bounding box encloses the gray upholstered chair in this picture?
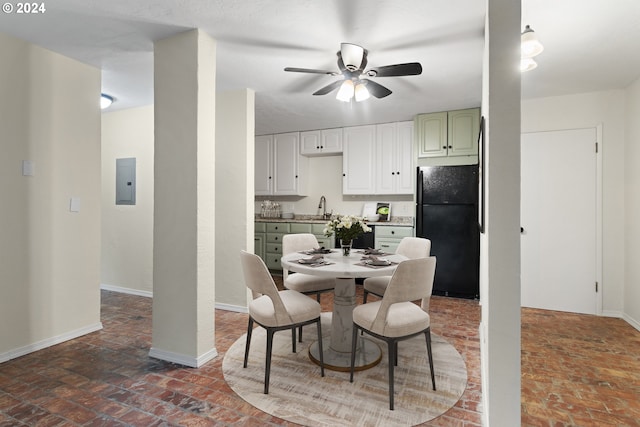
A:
[282,233,336,341]
[240,250,324,394]
[362,237,431,304]
[350,256,437,410]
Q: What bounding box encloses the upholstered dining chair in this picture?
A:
[362,236,431,304]
[240,250,325,394]
[350,256,437,410]
[282,233,336,341]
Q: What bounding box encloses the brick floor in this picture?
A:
[1,280,638,426]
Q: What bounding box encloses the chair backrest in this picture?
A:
[371,257,436,332]
[282,233,320,280]
[396,237,431,259]
[282,233,320,256]
[240,251,290,322]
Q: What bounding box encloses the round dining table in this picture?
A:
[281,249,406,371]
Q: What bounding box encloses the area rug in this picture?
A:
[222,313,467,426]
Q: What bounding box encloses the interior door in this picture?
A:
[521,128,598,314]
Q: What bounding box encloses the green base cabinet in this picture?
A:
[374,225,413,254]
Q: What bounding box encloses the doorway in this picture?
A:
[520,127,602,315]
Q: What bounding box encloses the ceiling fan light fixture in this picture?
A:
[521,25,544,58]
[340,43,364,71]
[336,79,355,102]
[520,57,538,72]
[354,82,370,102]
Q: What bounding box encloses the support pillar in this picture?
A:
[150,29,217,367]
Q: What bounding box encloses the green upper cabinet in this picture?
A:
[416,108,480,158]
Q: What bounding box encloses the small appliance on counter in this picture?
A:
[362,202,390,222]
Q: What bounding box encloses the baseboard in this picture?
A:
[215,302,248,313]
[623,313,640,332]
[101,283,153,298]
[0,322,103,364]
[601,309,624,318]
[149,346,218,368]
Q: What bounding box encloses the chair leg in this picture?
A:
[298,325,303,343]
[292,327,297,353]
[349,324,359,382]
[362,289,369,304]
[388,340,396,410]
[243,318,254,368]
[316,318,325,377]
[264,329,275,394]
[425,329,436,391]
[393,341,398,366]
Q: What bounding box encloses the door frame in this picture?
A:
[521,124,603,315]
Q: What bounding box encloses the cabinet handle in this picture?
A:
[442,146,447,149]
[295,175,298,178]
[343,173,346,177]
[397,171,400,175]
[316,146,320,149]
[269,176,272,179]
[320,145,324,149]
[391,172,395,175]
[391,230,395,234]
[448,145,452,149]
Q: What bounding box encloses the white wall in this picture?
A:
[522,90,626,315]
[101,106,154,296]
[0,33,102,361]
[215,89,255,310]
[624,76,640,329]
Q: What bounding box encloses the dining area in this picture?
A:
[222,215,470,425]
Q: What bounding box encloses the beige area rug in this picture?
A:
[223,313,467,426]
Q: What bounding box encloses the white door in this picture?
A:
[521,128,599,314]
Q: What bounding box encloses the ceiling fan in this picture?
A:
[284,43,422,102]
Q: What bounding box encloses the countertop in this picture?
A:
[255,214,414,227]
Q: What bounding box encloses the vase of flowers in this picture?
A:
[324,214,372,256]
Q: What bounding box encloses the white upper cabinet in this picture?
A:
[343,122,413,195]
[342,125,376,195]
[376,121,414,195]
[416,108,480,158]
[300,128,343,156]
[255,135,273,195]
[255,132,308,196]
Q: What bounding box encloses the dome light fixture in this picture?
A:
[101,93,114,109]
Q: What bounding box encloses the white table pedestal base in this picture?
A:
[310,276,382,371]
[309,335,382,372]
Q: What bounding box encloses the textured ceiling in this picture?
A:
[1,0,639,134]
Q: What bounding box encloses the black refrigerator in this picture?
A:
[416,165,480,299]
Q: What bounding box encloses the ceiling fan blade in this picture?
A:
[362,79,392,98]
[313,80,343,96]
[368,62,422,77]
[284,67,338,76]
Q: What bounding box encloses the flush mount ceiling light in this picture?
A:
[521,25,544,72]
[100,93,114,109]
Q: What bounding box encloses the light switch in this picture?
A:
[22,160,34,176]
[70,197,81,213]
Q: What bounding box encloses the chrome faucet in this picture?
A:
[318,195,328,219]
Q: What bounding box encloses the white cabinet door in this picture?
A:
[321,128,343,154]
[376,123,397,194]
[273,132,301,195]
[343,125,376,195]
[300,128,343,156]
[255,135,273,196]
[300,130,321,155]
[375,122,414,195]
[395,121,414,194]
